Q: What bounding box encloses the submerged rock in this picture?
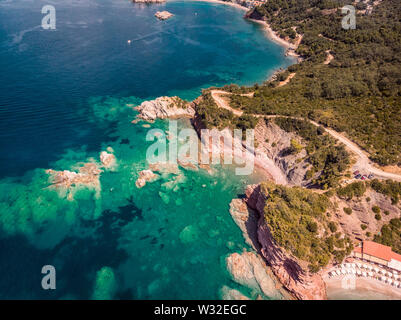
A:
[226,251,283,300]
[155,11,174,21]
[92,266,116,300]
[220,285,251,300]
[179,225,198,244]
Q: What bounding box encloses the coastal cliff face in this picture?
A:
[254,119,311,186]
[134,96,195,121]
[241,184,327,300]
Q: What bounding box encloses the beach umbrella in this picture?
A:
[362,272,367,277]
[352,269,357,275]
[374,267,379,273]
[357,270,362,275]
[351,263,356,268]
[393,281,399,287]
[387,272,393,278]
[363,264,368,269]
[336,269,341,275]
[388,279,393,285]
[368,271,373,277]
[381,276,387,282]
[368,265,373,271]
[357,263,362,268]
[341,269,346,275]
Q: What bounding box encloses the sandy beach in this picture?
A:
[325,276,401,300]
[192,0,249,12]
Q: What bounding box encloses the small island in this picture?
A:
[155,11,174,20]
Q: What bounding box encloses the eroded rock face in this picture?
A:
[135,169,159,188]
[244,184,327,300]
[134,96,195,121]
[254,119,310,186]
[226,251,284,300]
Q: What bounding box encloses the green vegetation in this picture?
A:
[369,179,401,204]
[233,0,401,166]
[337,181,366,200]
[195,91,258,133]
[374,218,401,254]
[372,205,381,214]
[274,118,350,188]
[343,207,352,215]
[361,224,367,230]
[290,138,303,154]
[261,181,353,272]
[375,213,382,221]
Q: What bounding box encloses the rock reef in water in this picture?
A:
[155,11,174,20]
[100,150,116,169]
[92,266,117,300]
[220,285,251,300]
[46,149,117,199]
[133,96,195,121]
[135,169,159,188]
[46,163,101,190]
[226,251,284,300]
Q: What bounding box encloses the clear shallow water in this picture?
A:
[0,0,293,299]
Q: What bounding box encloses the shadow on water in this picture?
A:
[0,197,143,299]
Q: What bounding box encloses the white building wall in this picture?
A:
[388,259,401,272]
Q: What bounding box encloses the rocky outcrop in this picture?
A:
[135,169,159,188]
[155,11,174,20]
[46,150,118,199]
[244,184,327,300]
[254,119,311,186]
[100,151,116,169]
[226,251,284,300]
[46,163,102,190]
[134,97,195,121]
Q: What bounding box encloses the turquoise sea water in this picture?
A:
[0,0,293,299]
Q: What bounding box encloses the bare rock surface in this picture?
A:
[135,169,159,188]
[134,96,195,121]
[155,11,174,20]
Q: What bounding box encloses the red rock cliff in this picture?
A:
[245,184,327,300]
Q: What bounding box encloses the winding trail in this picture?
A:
[209,90,401,182]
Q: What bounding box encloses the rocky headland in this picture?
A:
[134,96,195,122]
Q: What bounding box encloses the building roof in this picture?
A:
[358,241,401,263]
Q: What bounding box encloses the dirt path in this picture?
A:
[209,90,401,182]
[277,72,296,87]
[324,50,334,65]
